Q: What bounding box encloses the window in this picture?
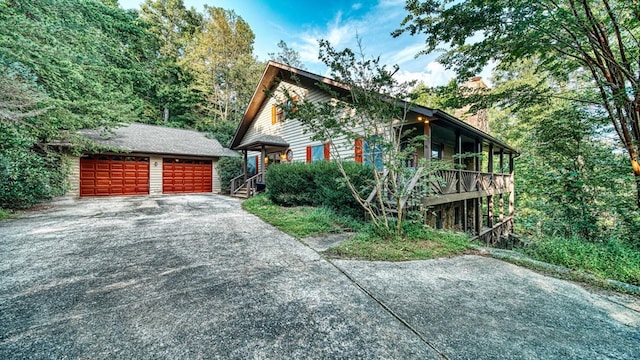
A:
[271,96,298,125]
[306,143,330,163]
[432,143,443,160]
[355,138,383,170]
[435,210,443,229]
[454,207,460,226]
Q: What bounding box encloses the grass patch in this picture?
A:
[243,194,471,260]
[242,194,360,238]
[523,236,640,286]
[326,225,471,261]
[0,208,13,221]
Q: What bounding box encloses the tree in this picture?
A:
[140,0,203,126]
[268,40,306,69]
[487,60,639,243]
[394,0,640,207]
[0,0,159,209]
[182,6,261,127]
[280,40,426,236]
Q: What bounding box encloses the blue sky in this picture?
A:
[119,0,485,86]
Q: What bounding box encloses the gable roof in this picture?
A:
[80,123,238,157]
[231,61,518,154]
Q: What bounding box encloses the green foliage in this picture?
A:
[243,194,470,260]
[268,40,306,69]
[0,123,67,209]
[487,61,640,245]
[396,0,640,206]
[217,156,242,193]
[242,194,360,239]
[524,237,640,286]
[326,223,470,260]
[1,0,159,129]
[266,162,374,219]
[281,39,423,235]
[0,208,13,220]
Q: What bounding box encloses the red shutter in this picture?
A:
[354,139,363,163]
[271,105,276,125]
[324,143,330,161]
[255,156,259,173]
[306,146,311,163]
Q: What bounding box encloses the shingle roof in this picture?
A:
[80,123,238,157]
[237,134,289,150]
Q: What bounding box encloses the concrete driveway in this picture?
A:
[0,195,638,359]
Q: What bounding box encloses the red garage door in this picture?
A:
[80,155,149,196]
[163,158,212,194]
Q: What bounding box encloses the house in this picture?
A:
[230,61,518,242]
[66,123,237,197]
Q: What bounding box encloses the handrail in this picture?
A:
[363,169,389,207]
[230,173,246,195]
[231,171,264,197]
[399,166,424,210]
[470,216,514,246]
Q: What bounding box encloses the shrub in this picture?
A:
[0,124,67,209]
[217,156,243,193]
[266,161,374,218]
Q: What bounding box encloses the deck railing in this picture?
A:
[430,169,513,195]
[471,216,514,246]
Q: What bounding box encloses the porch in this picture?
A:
[230,134,289,198]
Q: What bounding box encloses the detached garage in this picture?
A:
[67,123,237,197]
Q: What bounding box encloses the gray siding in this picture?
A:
[241,82,359,162]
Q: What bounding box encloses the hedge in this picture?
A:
[266,161,374,218]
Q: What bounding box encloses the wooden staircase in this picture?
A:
[230,172,264,199]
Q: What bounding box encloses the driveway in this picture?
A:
[0,195,638,359]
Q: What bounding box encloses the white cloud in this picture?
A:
[388,43,425,66]
[352,3,363,10]
[394,61,457,87]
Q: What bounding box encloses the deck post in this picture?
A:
[463,199,468,232]
[509,153,515,218]
[475,198,482,235]
[243,150,248,182]
[456,131,462,193]
[260,145,266,175]
[423,121,431,162]
[488,195,494,228]
[499,149,504,222]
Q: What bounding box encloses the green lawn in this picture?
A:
[523,236,640,286]
[242,194,471,260]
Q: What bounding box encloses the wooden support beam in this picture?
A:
[475,139,481,171]
[488,195,494,227]
[260,145,266,175]
[475,198,482,235]
[509,153,515,217]
[456,131,462,193]
[488,143,494,173]
[424,122,431,161]
[463,199,468,232]
[243,150,248,182]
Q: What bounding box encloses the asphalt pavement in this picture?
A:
[1,194,638,359]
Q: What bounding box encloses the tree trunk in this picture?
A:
[636,173,640,210]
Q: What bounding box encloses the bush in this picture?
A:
[266,161,374,218]
[217,156,243,193]
[0,150,67,209]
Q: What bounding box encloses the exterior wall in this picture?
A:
[212,159,221,193]
[65,155,80,197]
[149,155,163,195]
[243,82,358,163]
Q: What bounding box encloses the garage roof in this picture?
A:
[80,123,238,158]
